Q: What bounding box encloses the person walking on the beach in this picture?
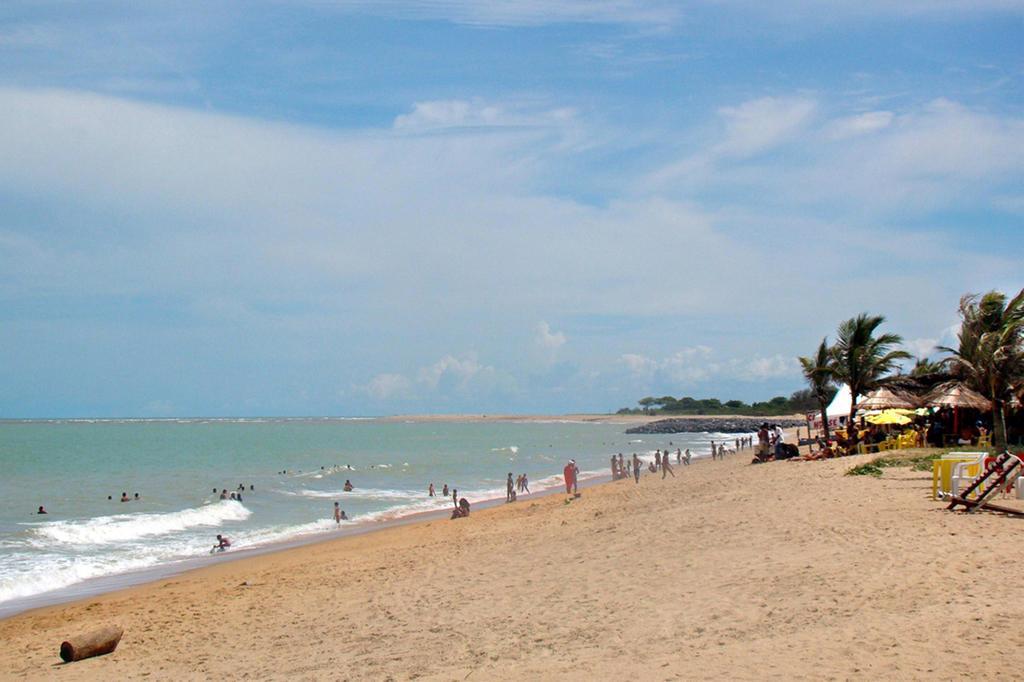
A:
[563,460,576,495]
[617,453,626,479]
[632,454,641,483]
[662,453,675,479]
[572,460,580,495]
[507,473,515,502]
[452,488,458,507]
[334,502,343,525]
[684,448,691,465]
[521,473,529,494]
[676,448,682,465]
[654,450,662,471]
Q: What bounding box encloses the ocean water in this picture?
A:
[0,418,740,612]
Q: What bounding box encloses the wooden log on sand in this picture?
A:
[59,626,124,663]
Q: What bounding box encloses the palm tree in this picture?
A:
[830,314,911,448]
[910,356,944,377]
[939,289,1024,448]
[799,337,835,444]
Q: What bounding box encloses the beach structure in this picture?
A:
[925,381,992,441]
[815,384,853,430]
[856,386,918,411]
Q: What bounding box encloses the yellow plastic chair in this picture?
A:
[932,453,985,499]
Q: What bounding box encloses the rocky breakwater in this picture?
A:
[626,417,805,435]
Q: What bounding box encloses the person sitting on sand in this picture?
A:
[451,497,471,519]
[800,444,835,461]
[214,534,231,551]
[343,480,353,492]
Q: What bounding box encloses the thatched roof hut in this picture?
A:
[923,381,991,411]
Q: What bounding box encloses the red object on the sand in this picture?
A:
[563,463,575,493]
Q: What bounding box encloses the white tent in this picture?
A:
[826,384,853,418]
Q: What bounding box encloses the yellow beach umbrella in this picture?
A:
[865,410,912,425]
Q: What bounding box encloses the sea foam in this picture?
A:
[30,501,250,547]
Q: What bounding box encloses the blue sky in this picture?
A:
[0,1,1022,417]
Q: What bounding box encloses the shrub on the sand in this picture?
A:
[847,462,883,477]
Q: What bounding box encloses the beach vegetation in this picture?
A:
[846,449,944,477]
[846,462,883,476]
[799,337,835,444]
[829,313,912,440]
[617,389,825,416]
[938,289,1024,449]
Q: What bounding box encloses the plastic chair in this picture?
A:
[950,461,983,498]
[932,453,987,499]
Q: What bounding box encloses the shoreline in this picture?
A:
[0,460,638,620]
[7,442,1020,678]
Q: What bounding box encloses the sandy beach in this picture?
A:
[4,443,1022,680]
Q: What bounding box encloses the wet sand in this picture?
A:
[3,445,1021,680]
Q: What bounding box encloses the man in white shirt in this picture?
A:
[774,424,786,458]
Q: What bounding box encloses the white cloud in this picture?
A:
[737,355,799,380]
[394,99,576,132]
[363,373,413,401]
[621,348,802,387]
[0,87,1018,413]
[417,355,490,390]
[315,1,682,28]
[620,346,717,383]
[620,353,657,377]
[651,95,1024,214]
[535,321,567,352]
[715,97,818,159]
[905,337,939,359]
[826,110,893,140]
[361,354,498,401]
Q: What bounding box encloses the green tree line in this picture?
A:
[617,388,835,417]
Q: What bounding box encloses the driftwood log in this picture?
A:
[59,626,124,663]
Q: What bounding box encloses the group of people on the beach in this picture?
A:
[753,423,794,463]
[506,472,531,502]
[216,484,254,502]
[608,438,756,483]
